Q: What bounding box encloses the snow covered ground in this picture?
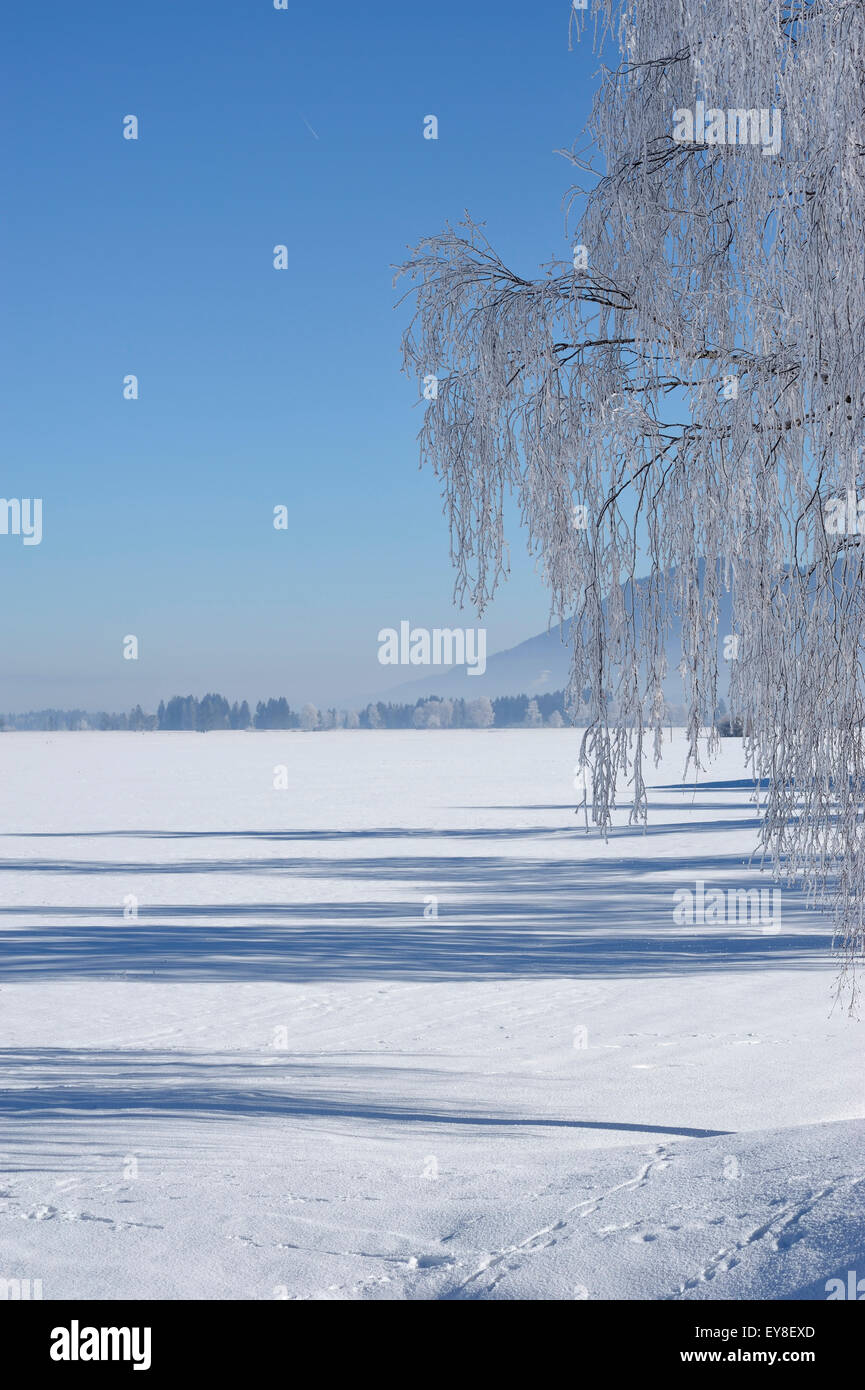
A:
[0,729,862,1301]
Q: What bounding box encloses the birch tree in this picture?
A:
[396,0,865,1004]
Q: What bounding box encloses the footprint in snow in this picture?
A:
[23,1204,58,1221]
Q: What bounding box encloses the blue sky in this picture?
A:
[1,0,605,711]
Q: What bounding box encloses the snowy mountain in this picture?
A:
[355,572,735,705]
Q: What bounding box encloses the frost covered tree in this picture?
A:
[300,703,319,732]
[396,0,865,1002]
[467,695,495,728]
[412,700,441,728]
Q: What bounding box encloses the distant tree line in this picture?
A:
[157,695,253,730]
[1,690,584,731]
[0,707,158,732]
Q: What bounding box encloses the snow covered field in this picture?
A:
[0,729,862,1301]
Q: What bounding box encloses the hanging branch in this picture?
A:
[395,0,865,1009]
